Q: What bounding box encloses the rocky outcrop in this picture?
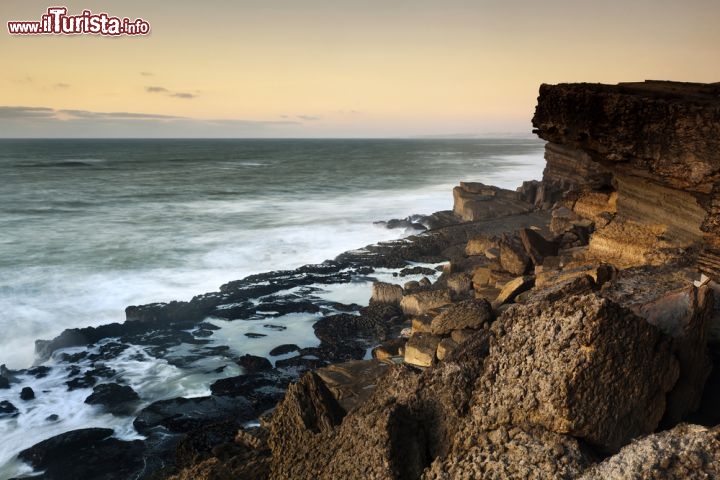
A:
[453,182,533,221]
[532,80,720,279]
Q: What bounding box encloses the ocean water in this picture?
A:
[0,138,545,478]
[0,138,545,370]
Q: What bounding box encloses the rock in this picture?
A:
[430,298,494,335]
[370,281,403,305]
[474,293,679,452]
[404,333,442,367]
[492,276,535,308]
[18,428,145,480]
[400,290,452,316]
[635,285,714,425]
[436,338,458,361]
[411,315,434,334]
[268,344,299,356]
[244,332,267,339]
[20,386,35,401]
[314,359,392,412]
[237,354,273,373]
[424,424,593,480]
[465,235,498,256]
[579,423,720,479]
[371,337,406,360]
[450,328,476,345]
[519,228,558,266]
[0,400,19,417]
[134,395,255,435]
[499,235,532,275]
[453,182,533,221]
[418,277,432,287]
[399,266,437,277]
[403,280,421,291]
[550,206,583,236]
[84,383,140,414]
[445,272,472,296]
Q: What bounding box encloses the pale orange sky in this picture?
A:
[1,0,719,137]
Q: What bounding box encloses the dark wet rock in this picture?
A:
[192,328,215,338]
[298,342,367,365]
[0,400,19,417]
[66,373,97,391]
[275,355,326,370]
[209,373,290,412]
[20,386,35,401]
[263,324,287,331]
[430,298,494,335]
[134,395,255,435]
[269,344,300,356]
[84,383,140,414]
[256,299,321,316]
[398,266,437,277]
[211,301,256,320]
[313,303,402,346]
[0,376,8,389]
[45,414,59,422]
[245,332,267,339]
[87,365,117,379]
[237,354,272,373]
[579,423,720,479]
[18,428,145,480]
[374,217,427,232]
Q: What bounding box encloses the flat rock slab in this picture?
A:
[315,359,392,413]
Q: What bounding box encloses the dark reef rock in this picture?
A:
[20,386,35,401]
[84,383,140,414]
[17,428,146,480]
[237,354,273,373]
[0,400,19,418]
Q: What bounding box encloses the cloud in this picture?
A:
[54,83,71,89]
[296,115,321,121]
[0,105,303,137]
[171,92,196,99]
[0,106,55,119]
[140,71,154,77]
[146,86,199,99]
[146,86,169,93]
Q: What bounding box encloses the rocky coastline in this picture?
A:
[3,80,720,479]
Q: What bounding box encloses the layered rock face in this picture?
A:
[532,81,720,276]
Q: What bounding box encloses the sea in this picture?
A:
[0,138,545,477]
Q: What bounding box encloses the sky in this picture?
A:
[1,0,719,138]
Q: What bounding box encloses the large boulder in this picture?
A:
[400,290,452,316]
[430,298,494,335]
[472,293,680,452]
[579,423,720,479]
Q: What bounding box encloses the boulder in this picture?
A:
[445,272,472,295]
[404,333,442,367]
[85,383,140,414]
[493,276,535,307]
[430,298,494,335]
[0,400,19,417]
[436,338,458,361]
[453,182,533,221]
[18,428,145,480]
[237,354,273,373]
[20,386,35,401]
[370,281,403,305]
[579,423,720,479]
[474,293,680,452]
[499,235,532,275]
[400,290,452,316]
[519,228,558,266]
[371,337,406,360]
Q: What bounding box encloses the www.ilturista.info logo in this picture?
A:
[7,7,150,36]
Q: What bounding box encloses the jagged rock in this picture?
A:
[453,182,533,221]
[473,293,679,452]
[0,400,19,417]
[445,272,472,295]
[411,315,434,334]
[84,383,140,414]
[430,298,494,335]
[134,396,255,435]
[370,281,403,305]
[404,333,442,367]
[20,386,35,401]
[499,235,532,275]
[424,423,594,480]
[400,290,452,316]
[579,423,720,480]
[314,359,391,412]
[18,428,145,480]
[436,338,458,361]
[237,354,273,373]
[635,285,713,425]
[493,276,535,307]
[519,228,558,266]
